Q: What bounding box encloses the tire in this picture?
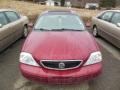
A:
[93,26,98,37]
[23,26,28,38]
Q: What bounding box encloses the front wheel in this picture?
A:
[23,26,28,38]
[93,27,98,37]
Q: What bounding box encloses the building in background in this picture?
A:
[67,0,100,8]
[46,0,55,6]
[24,0,100,8]
[43,0,60,6]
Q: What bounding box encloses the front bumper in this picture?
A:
[20,63,102,84]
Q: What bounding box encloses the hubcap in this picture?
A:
[24,27,28,37]
[93,27,97,36]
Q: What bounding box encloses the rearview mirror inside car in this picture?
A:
[116,23,120,27]
[0,24,3,28]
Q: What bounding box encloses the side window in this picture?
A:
[5,11,20,22]
[111,13,120,24]
[100,12,113,21]
[0,12,8,26]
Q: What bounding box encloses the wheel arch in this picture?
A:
[24,24,28,28]
[93,24,97,29]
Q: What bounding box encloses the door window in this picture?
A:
[5,11,20,22]
[0,12,8,26]
[111,13,120,24]
[101,12,113,22]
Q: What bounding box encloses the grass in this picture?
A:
[0,0,100,22]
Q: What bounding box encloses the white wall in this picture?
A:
[46,0,55,6]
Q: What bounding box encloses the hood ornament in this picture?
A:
[59,62,65,69]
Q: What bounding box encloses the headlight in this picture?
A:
[20,52,39,66]
[84,51,102,66]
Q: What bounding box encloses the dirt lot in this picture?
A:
[0,0,100,22]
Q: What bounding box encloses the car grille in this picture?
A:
[40,60,83,70]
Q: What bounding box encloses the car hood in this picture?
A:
[22,31,99,62]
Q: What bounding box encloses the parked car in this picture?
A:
[85,3,99,10]
[92,10,120,48]
[20,10,102,84]
[0,9,29,52]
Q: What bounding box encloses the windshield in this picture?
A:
[34,14,85,31]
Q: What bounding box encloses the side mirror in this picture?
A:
[28,23,34,28]
[0,23,3,28]
[97,16,101,19]
[116,23,120,27]
[85,20,91,28]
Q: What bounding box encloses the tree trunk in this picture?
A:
[61,0,65,6]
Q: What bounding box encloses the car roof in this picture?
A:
[41,10,77,15]
[0,9,16,12]
[95,10,120,17]
[104,10,120,13]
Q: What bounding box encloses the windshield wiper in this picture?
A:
[35,28,51,31]
[35,28,83,31]
[52,28,83,31]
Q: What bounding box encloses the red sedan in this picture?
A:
[19,10,102,84]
